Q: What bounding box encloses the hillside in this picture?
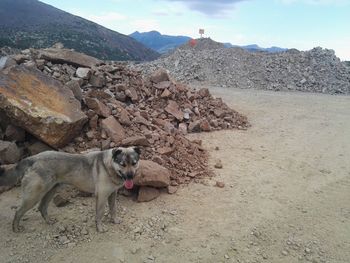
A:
[130,31,191,54]
[0,0,159,61]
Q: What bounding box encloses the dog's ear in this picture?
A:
[132,146,141,156]
[112,148,123,161]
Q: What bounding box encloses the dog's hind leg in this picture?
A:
[38,184,60,224]
[13,172,52,232]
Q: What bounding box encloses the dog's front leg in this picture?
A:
[108,191,121,224]
[95,190,110,233]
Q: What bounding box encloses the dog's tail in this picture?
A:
[0,159,33,186]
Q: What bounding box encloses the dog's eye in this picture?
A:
[132,161,137,166]
[120,162,126,167]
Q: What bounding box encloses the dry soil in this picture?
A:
[0,87,349,263]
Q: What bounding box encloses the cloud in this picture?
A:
[83,12,127,24]
[161,0,248,17]
[278,0,350,5]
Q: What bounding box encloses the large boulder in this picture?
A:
[0,140,22,164]
[0,66,88,148]
[134,160,171,188]
[101,116,126,144]
[38,48,102,68]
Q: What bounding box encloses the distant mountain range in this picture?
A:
[130,31,288,54]
[130,31,191,54]
[0,0,159,61]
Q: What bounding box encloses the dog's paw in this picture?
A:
[96,224,108,233]
[13,225,25,233]
[45,217,57,225]
[111,217,122,224]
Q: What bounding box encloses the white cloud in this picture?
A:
[278,0,350,5]
[131,19,160,32]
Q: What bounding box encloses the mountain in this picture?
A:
[129,31,191,54]
[225,43,288,53]
[0,0,159,61]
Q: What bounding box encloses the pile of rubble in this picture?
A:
[0,46,249,200]
[140,39,350,95]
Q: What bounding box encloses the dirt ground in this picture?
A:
[0,87,349,263]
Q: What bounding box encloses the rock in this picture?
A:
[137,186,160,202]
[76,67,91,79]
[89,74,105,88]
[161,89,171,98]
[0,56,16,70]
[125,87,138,102]
[27,140,52,156]
[215,181,225,188]
[200,119,211,132]
[214,160,223,169]
[165,100,183,121]
[101,116,126,144]
[5,125,26,142]
[85,98,111,118]
[121,136,150,147]
[167,185,178,194]
[188,120,201,133]
[157,147,174,155]
[198,88,210,97]
[65,80,83,101]
[134,160,171,187]
[154,81,171,90]
[0,66,87,148]
[178,123,188,134]
[118,109,131,126]
[53,194,70,207]
[150,69,169,83]
[0,141,21,164]
[38,48,102,68]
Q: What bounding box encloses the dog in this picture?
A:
[0,146,140,233]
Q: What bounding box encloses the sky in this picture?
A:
[40,0,350,60]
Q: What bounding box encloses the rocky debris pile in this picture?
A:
[0,46,249,199]
[140,40,350,94]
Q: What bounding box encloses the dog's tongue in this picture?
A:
[124,179,134,190]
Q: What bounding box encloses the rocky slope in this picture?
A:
[0,0,159,61]
[139,39,350,94]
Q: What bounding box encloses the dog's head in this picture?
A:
[111,146,141,189]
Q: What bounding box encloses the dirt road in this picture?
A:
[1,88,349,263]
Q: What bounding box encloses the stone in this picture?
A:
[161,89,172,98]
[150,69,169,84]
[200,119,211,132]
[5,125,26,142]
[121,136,150,147]
[38,48,102,68]
[118,109,131,126]
[154,81,171,90]
[157,147,174,155]
[27,141,52,156]
[215,181,225,188]
[134,160,171,188]
[0,56,16,70]
[125,87,138,102]
[53,194,70,207]
[137,186,160,202]
[198,88,210,97]
[167,185,178,194]
[188,120,201,133]
[65,80,83,101]
[0,140,22,164]
[76,67,91,79]
[85,98,111,118]
[214,160,223,169]
[0,66,87,148]
[89,74,105,88]
[101,116,126,144]
[165,100,183,121]
[178,123,188,134]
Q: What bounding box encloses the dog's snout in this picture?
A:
[126,172,134,179]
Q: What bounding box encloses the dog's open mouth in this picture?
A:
[124,179,134,190]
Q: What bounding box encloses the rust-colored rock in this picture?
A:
[121,136,150,147]
[85,98,111,118]
[101,116,126,144]
[150,69,169,84]
[38,48,102,68]
[0,66,87,148]
[137,186,160,202]
[134,160,171,188]
[165,100,183,121]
